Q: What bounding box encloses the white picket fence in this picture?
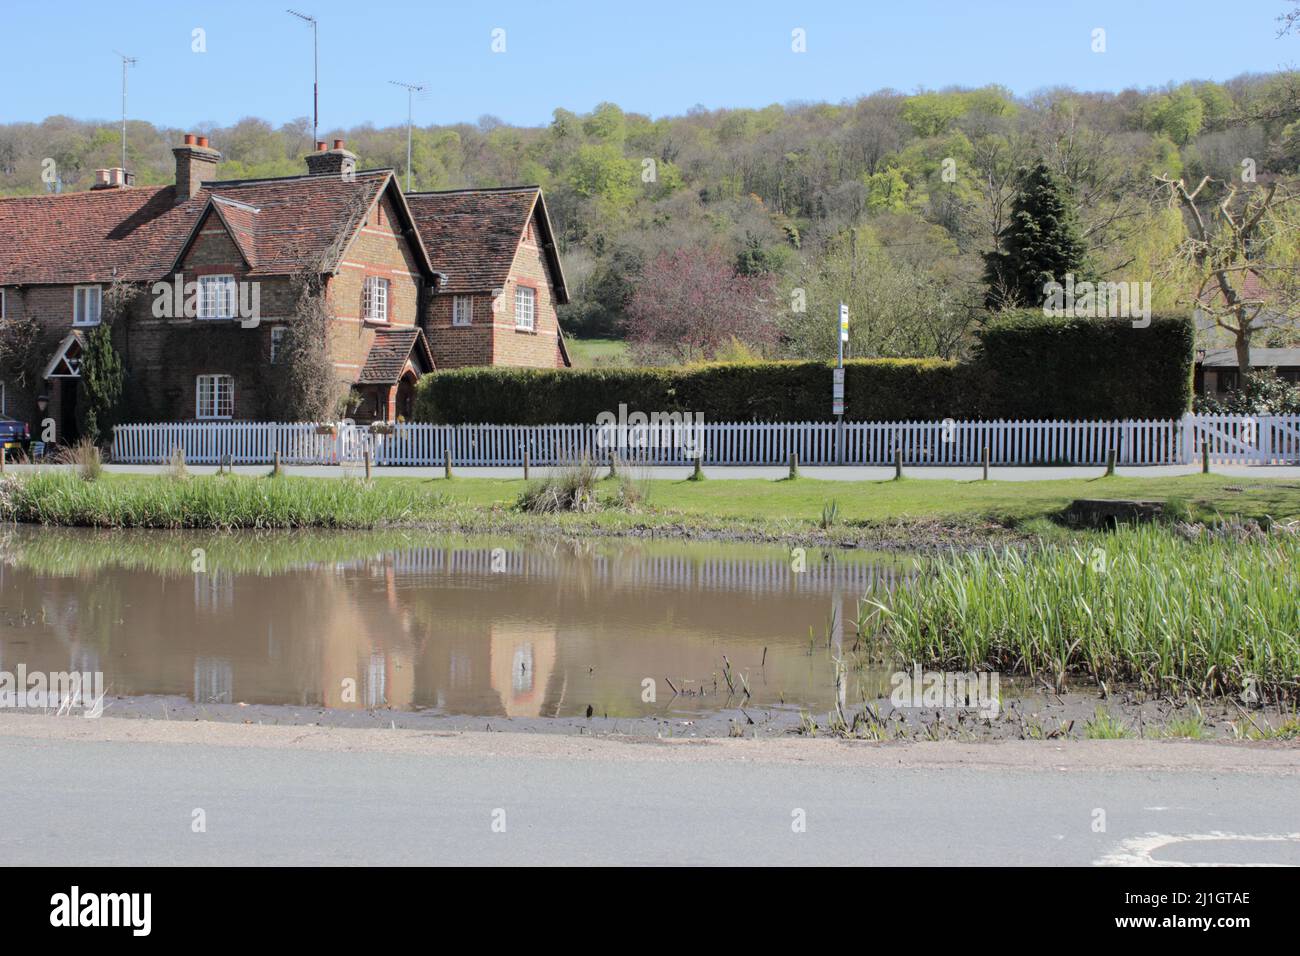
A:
[110,415,1300,467]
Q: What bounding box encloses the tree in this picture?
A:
[982,162,1090,309]
[78,323,124,444]
[1157,174,1300,371]
[77,278,138,444]
[625,246,777,363]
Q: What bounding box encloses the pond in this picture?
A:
[0,528,911,720]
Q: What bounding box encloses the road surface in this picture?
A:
[0,717,1296,866]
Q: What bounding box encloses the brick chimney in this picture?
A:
[173,133,222,202]
[305,139,357,178]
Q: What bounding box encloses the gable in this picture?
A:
[176,205,250,271]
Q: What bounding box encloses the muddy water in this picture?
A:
[0,528,910,719]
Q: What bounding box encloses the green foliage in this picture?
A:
[973,313,1195,419]
[415,316,1193,424]
[1196,370,1300,415]
[869,525,1300,700]
[78,322,124,445]
[983,162,1091,309]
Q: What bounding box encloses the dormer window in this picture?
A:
[73,285,102,326]
[363,276,389,323]
[197,275,237,319]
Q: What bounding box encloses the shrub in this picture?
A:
[1195,370,1300,415]
[415,317,1194,424]
[973,313,1194,419]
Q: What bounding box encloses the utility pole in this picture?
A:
[287,10,319,142]
[113,51,137,171]
[389,81,427,192]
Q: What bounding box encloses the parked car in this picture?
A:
[0,416,30,455]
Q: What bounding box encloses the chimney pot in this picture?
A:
[316,141,327,151]
[173,137,222,202]
[305,141,359,178]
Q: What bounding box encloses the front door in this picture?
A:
[58,379,80,444]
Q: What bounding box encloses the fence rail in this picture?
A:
[111,415,1300,467]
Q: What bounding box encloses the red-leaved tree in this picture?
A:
[625,246,777,363]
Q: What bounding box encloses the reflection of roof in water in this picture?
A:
[336,547,908,595]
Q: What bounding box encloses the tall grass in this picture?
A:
[866,524,1300,700]
[4,472,448,530]
[517,458,600,513]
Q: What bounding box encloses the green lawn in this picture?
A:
[7,470,1298,537]
[564,337,631,367]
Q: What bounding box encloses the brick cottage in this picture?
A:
[0,136,570,438]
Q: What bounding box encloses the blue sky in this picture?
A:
[0,0,1292,130]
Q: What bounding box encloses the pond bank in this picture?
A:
[3,470,1299,548]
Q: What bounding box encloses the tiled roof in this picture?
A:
[1199,347,1300,368]
[358,326,435,384]
[0,186,204,284]
[406,186,566,300]
[174,171,397,277]
[0,170,409,285]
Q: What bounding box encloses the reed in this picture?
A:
[865,524,1300,701]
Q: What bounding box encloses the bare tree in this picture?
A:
[1157,174,1300,370]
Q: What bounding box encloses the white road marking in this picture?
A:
[1096,831,1300,867]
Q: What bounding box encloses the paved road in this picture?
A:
[1,720,1296,865]
[14,463,1300,481]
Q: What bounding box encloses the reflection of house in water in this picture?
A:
[488,622,557,717]
[194,657,233,704]
[2,534,905,719]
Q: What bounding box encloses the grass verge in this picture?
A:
[2,470,1298,542]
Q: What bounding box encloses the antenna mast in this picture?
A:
[287,10,319,142]
[113,51,138,171]
[389,81,427,191]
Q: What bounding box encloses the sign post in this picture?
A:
[835,303,848,464]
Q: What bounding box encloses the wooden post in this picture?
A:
[608,449,617,479]
[1106,447,1116,477]
[523,446,530,481]
[788,450,798,480]
[1202,442,1210,475]
[273,449,281,477]
[894,447,903,480]
[0,446,6,473]
[444,447,453,480]
[982,444,989,481]
[693,453,703,481]
[364,450,372,481]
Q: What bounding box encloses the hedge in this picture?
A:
[413,316,1194,424]
[973,314,1195,420]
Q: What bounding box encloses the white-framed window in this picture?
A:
[362,276,389,323]
[270,326,286,364]
[196,374,234,420]
[514,285,535,331]
[73,285,102,326]
[197,274,237,320]
[452,295,473,326]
